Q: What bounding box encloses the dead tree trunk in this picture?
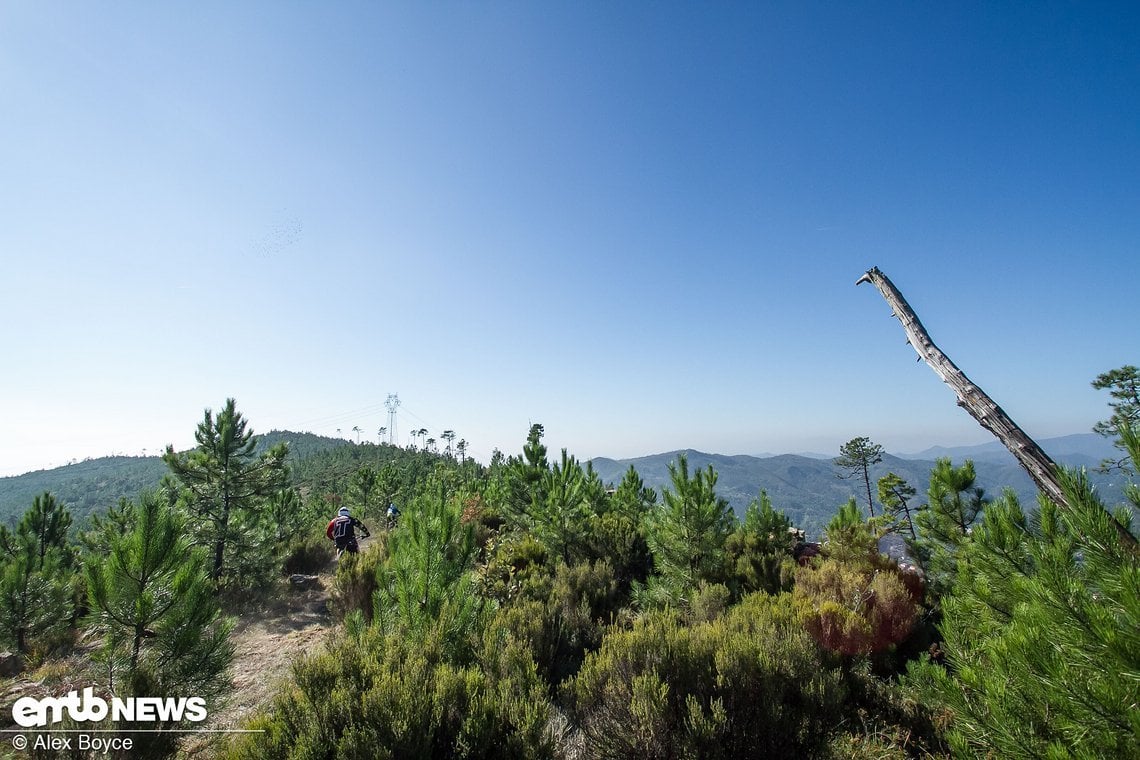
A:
[856,266,1137,548]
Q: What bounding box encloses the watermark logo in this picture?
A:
[11,733,133,753]
[11,688,208,728]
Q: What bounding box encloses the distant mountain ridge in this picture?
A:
[2,431,1124,540]
[592,434,1124,539]
[900,433,1115,465]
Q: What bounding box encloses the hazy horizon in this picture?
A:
[1,421,1109,480]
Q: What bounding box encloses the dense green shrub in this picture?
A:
[793,502,920,658]
[281,529,333,575]
[794,557,918,657]
[330,537,388,621]
[685,581,731,624]
[490,557,626,691]
[549,559,621,687]
[828,660,947,759]
[568,592,845,758]
[225,623,553,759]
[580,511,653,591]
[549,560,621,652]
[477,531,553,605]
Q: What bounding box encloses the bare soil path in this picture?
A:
[0,560,340,759]
[181,560,338,757]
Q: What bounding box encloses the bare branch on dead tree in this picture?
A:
[856,266,1137,549]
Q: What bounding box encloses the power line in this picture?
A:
[399,404,436,431]
[294,403,390,429]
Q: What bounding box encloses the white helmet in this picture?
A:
[338,507,350,517]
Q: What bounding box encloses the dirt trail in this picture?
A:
[0,559,341,759]
[181,560,339,757]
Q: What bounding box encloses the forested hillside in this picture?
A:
[3,430,1119,539]
[0,431,348,527]
[0,456,168,526]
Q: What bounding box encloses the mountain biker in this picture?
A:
[385,502,400,530]
[326,506,370,556]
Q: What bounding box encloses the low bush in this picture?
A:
[281,530,332,575]
[224,623,553,759]
[477,531,553,605]
[568,592,845,759]
[794,557,919,657]
[329,536,388,621]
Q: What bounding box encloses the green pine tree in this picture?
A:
[499,423,551,526]
[533,451,595,563]
[610,465,657,523]
[724,491,794,596]
[1092,364,1140,473]
[0,535,70,653]
[85,489,234,698]
[582,466,654,591]
[348,465,381,519]
[906,435,1140,757]
[0,494,75,653]
[265,487,305,549]
[823,497,884,564]
[496,426,595,564]
[163,398,289,589]
[878,472,918,541]
[644,454,734,605]
[16,492,74,569]
[374,479,483,662]
[836,437,885,517]
[914,458,988,592]
[80,496,137,556]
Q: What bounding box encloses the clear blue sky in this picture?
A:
[2,2,1137,476]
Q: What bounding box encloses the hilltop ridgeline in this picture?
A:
[1,431,1119,538]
